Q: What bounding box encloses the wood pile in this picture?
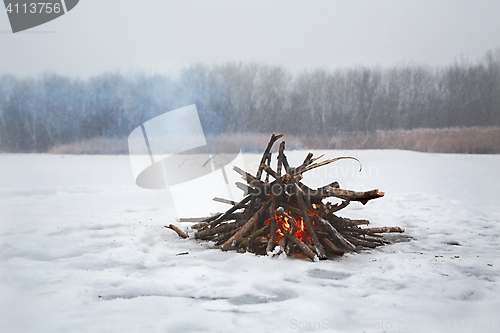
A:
[181,134,404,261]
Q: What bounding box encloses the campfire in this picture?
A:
[173,134,404,261]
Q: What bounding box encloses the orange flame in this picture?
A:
[265,205,318,244]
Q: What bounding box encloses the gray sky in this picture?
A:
[1,0,500,78]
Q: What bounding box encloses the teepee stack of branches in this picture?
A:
[187,134,404,261]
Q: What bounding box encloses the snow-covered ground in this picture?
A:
[1,150,499,333]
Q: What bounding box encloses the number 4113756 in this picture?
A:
[6,2,62,14]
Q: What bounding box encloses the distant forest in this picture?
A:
[1,50,499,152]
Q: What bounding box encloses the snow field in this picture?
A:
[1,151,499,333]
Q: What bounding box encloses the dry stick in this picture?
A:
[212,197,237,205]
[179,217,212,223]
[343,218,370,226]
[302,152,314,165]
[327,214,363,229]
[233,166,259,185]
[201,213,223,223]
[300,186,316,215]
[286,233,316,261]
[165,224,189,239]
[293,183,327,260]
[240,224,270,250]
[256,133,283,180]
[315,217,357,251]
[206,195,252,229]
[313,187,385,205]
[276,141,285,177]
[321,237,346,255]
[235,182,254,194]
[191,222,208,230]
[362,235,391,244]
[325,200,350,217]
[213,227,241,245]
[360,232,384,238]
[252,199,261,233]
[297,156,362,176]
[295,152,314,173]
[265,152,272,184]
[348,233,388,245]
[344,236,379,248]
[309,154,325,164]
[247,195,257,220]
[362,226,405,234]
[294,152,324,174]
[266,162,285,253]
[266,200,277,253]
[221,200,272,251]
[236,181,270,203]
[233,166,267,195]
[263,166,279,180]
[195,220,243,239]
[280,142,292,174]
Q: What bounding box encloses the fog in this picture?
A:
[1,0,500,78]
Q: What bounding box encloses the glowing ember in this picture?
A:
[265,208,309,243]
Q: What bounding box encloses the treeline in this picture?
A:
[1,50,499,152]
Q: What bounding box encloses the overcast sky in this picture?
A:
[1,0,500,78]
